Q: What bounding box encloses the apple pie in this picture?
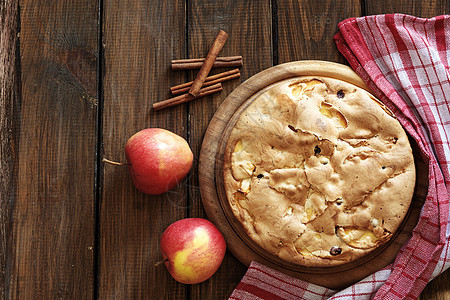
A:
[222,76,416,267]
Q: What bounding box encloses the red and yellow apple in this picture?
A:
[160,218,226,284]
[124,128,193,195]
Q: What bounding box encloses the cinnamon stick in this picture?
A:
[172,56,242,64]
[153,83,222,111]
[172,56,243,70]
[170,69,240,95]
[189,30,228,97]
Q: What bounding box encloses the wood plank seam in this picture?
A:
[94,0,105,299]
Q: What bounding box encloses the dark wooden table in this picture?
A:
[1,0,449,299]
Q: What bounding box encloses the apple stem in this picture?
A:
[154,258,169,267]
[102,157,131,166]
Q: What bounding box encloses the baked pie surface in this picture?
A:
[222,76,416,267]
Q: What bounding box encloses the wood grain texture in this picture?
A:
[365,0,449,17]
[0,1,19,298]
[99,0,188,299]
[277,0,361,64]
[9,0,98,298]
[187,1,273,298]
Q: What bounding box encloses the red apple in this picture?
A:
[160,218,226,284]
[125,128,193,195]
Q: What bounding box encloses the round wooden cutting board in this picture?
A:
[198,61,426,290]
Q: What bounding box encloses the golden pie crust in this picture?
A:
[222,76,416,267]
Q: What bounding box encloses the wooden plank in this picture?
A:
[99,0,188,299]
[187,1,273,299]
[365,0,448,17]
[0,1,19,298]
[277,0,361,64]
[8,0,98,298]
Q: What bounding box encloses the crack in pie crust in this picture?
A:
[222,76,416,267]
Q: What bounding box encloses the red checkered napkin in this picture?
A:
[229,14,450,300]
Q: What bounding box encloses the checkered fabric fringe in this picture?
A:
[229,14,450,300]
